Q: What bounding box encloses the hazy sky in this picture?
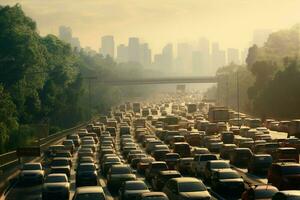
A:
[2,0,300,53]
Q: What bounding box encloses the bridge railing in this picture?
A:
[0,121,89,196]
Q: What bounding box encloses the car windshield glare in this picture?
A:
[219,171,240,179]
[178,181,206,192]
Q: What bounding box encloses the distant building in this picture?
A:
[253,29,272,47]
[227,48,240,64]
[58,26,81,50]
[84,46,97,56]
[139,43,151,67]
[117,44,128,63]
[192,51,203,74]
[59,26,72,43]
[241,48,248,64]
[162,43,173,70]
[177,43,192,73]
[100,35,114,58]
[153,54,164,69]
[198,37,211,73]
[211,42,226,73]
[128,37,140,62]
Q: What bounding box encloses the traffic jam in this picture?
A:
[10,95,300,200]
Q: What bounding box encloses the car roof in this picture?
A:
[273,162,300,167]
[171,177,201,183]
[141,192,168,197]
[76,186,104,194]
[276,190,300,196]
[159,170,181,175]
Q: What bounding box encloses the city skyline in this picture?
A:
[2,0,300,54]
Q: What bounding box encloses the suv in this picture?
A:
[268,162,300,190]
[192,154,218,177]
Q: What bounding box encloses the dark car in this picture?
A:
[137,157,155,175]
[152,150,170,161]
[101,156,122,176]
[204,160,230,182]
[119,180,150,200]
[220,144,237,159]
[145,161,168,181]
[247,154,272,175]
[211,169,245,197]
[164,153,180,170]
[107,164,136,193]
[230,148,253,168]
[173,142,191,158]
[221,131,234,144]
[76,163,98,187]
[175,158,193,175]
[272,147,299,163]
[152,170,182,191]
[163,177,211,200]
[268,162,300,190]
[72,186,106,200]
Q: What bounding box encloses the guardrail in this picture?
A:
[0,121,89,197]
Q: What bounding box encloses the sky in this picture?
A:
[1,0,300,54]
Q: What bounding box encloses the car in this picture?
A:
[137,157,155,174]
[268,162,300,190]
[78,148,94,158]
[139,192,169,200]
[204,160,231,182]
[192,154,218,177]
[72,186,106,200]
[145,161,168,181]
[175,157,193,175]
[78,156,95,164]
[247,154,272,175]
[62,139,75,154]
[152,150,170,161]
[272,190,300,200]
[164,153,180,170]
[76,163,98,187]
[163,177,211,200]
[107,164,136,193]
[119,180,150,200]
[19,162,44,184]
[191,147,210,157]
[152,170,182,191]
[50,157,71,177]
[230,148,253,167]
[42,173,70,200]
[221,131,234,144]
[220,144,237,159]
[101,156,122,176]
[211,169,245,197]
[67,134,81,147]
[272,147,299,163]
[241,185,278,200]
[173,142,191,158]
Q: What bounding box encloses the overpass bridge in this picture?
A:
[94,76,218,85]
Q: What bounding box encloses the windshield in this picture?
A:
[219,171,240,179]
[282,166,300,175]
[45,175,67,183]
[125,182,148,190]
[52,160,69,166]
[23,164,42,170]
[211,162,230,169]
[200,155,217,161]
[112,167,131,174]
[78,165,96,171]
[178,181,206,192]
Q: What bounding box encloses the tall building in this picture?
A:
[211,42,226,73]
[227,48,240,64]
[128,37,140,62]
[59,26,72,43]
[253,29,272,47]
[100,35,114,58]
[192,51,203,74]
[177,43,192,73]
[241,48,248,64]
[198,37,211,73]
[162,43,173,70]
[139,43,151,67]
[117,44,128,63]
[58,26,81,50]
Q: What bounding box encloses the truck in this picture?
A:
[132,102,141,113]
[208,106,229,123]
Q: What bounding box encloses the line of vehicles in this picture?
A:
[13,95,300,200]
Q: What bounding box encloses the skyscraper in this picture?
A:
[177,43,192,73]
[162,43,173,70]
[211,42,226,73]
[192,51,203,74]
[198,37,211,73]
[128,37,140,62]
[139,43,151,67]
[71,37,81,50]
[100,35,114,58]
[227,48,240,64]
[59,26,72,43]
[117,44,128,63]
